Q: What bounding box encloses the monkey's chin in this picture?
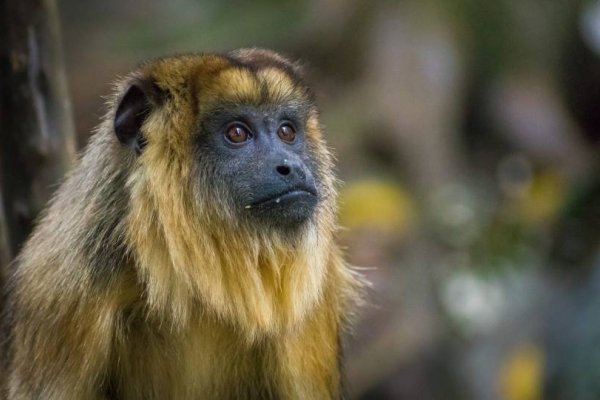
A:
[245,190,318,228]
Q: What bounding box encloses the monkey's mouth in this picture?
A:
[243,184,318,225]
[249,186,317,209]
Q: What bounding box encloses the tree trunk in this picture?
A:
[0,0,76,269]
[0,191,9,270]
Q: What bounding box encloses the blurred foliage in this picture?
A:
[511,170,567,226]
[107,1,311,55]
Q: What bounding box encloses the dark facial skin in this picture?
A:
[198,103,318,228]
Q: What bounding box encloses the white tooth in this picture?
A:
[245,205,252,209]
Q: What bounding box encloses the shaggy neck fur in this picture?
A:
[126,135,336,341]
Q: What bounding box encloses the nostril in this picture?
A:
[276,165,291,176]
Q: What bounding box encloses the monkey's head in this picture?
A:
[109,49,338,334]
[114,49,333,232]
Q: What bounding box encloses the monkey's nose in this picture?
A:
[276,165,291,176]
[273,159,308,182]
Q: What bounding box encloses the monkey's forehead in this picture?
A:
[200,66,306,105]
[145,52,312,108]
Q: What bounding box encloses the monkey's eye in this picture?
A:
[277,123,296,143]
[225,123,252,144]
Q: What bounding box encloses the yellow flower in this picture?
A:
[339,179,416,235]
[499,342,544,400]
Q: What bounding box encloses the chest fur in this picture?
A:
[107,305,341,400]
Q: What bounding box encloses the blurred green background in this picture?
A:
[57,0,600,399]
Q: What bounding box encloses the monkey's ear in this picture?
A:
[114,80,163,154]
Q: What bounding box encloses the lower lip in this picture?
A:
[251,190,316,208]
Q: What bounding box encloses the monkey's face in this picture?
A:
[115,50,333,231]
[197,102,318,227]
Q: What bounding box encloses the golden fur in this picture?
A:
[1,49,361,399]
